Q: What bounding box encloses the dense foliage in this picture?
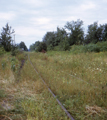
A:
[30,19,107,52]
[29,41,40,51]
[18,41,28,51]
[70,41,107,54]
[35,42,47,52]
[0,23,15,52]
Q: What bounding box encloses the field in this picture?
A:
[0,51,107,120]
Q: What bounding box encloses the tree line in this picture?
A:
[30,19,107,52]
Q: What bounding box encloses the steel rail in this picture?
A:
[28,54,75,120]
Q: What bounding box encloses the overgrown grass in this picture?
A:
[0,50,107,119]
[0,52,69,120]
[29,51,107,120]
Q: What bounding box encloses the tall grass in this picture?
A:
[29,51,107,120]
[0,51,107,119]
[0,52,69,120]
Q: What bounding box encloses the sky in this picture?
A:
[0,0,107,48]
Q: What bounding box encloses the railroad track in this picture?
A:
[28,54,75,120]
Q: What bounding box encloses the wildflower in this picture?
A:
[97,68,99,70]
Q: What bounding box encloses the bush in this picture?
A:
[84,44,100,53]
[36,42,47,52]
[53,39,71,51]
[58,39,71,51]
[0,47,5,55]
[70,45,85,54]
[96,42,107,52]
[70,41,107,53]
[11,46,18,56]
[84,42,107,53]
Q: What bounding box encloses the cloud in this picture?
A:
[0,12,16,20]
[15,26,46,37]
[16,26,37,36]
[20,0,48,7]
[80,1,96,10]
[99,19,107,24]
[31,17,51,25]
[103,0,107,2]
[62,16,78,22]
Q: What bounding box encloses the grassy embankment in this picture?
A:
[29,51,107,120]
[0,52,69,120]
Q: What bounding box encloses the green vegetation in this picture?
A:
[36,42,47,52]
[0,49,107,119]
[0,47,6,55]
[29,51,107,120]
[30,19,107,52]
[71,41,107,53]
[0,23,28,56]
[0,23,15,52]
[0,52,69,120]
[0,20,107,119]
[18,41,28,51]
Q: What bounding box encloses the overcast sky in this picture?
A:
[0,0,107,48]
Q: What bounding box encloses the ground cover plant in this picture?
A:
[29,51,107,120]
[0,52,69,120]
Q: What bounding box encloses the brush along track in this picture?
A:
[28,54,75,120]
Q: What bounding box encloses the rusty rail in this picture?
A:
[28,54,75,120]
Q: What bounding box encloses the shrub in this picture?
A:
[11,46,18,56]
[0,47,5,55]
[84,44,100,53]
[70,41,107,53]
[70,45,85,54]
[36,42,47,52]
[96,42,107,52]
[58,39,71,51]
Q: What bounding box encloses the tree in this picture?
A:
[55,27,68,45]
[102,24,107,41]
[58,37,70,51]
[36,42,47,52]
[19,41,28,51]
[42,28,69,50]
[0,23,15,51]
[65,19,84,45]
[29,44,35,51]
[85,22,104,44]
[43,32,55,47]
[30,41,41,51]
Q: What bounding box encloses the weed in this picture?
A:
[1,51,107,120]
[0,90,6,98]
[29,51,107,120]
[1,60,6,70]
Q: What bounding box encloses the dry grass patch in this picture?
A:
[0,53,70,120]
